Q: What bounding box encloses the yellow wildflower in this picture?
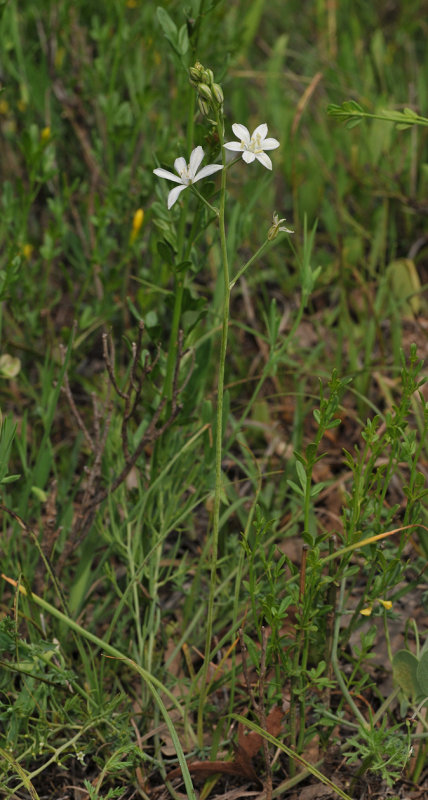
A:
[130,208,144,243]
[22,244,33,260]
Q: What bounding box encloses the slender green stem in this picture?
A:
[229,240,268,289]
[197,109,230,745]
[190,184,219,215]
[165,284,184,385]
[328,105,428,127]
[297,627,310,752]
[302,464,312,539]
[410,712,428,785]
[226,296,305,450]
[331,578,369,730]
[163,92,195,401]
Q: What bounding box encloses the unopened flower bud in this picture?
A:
[189,66,202,85]
[267,223,278,241]
[203,68,214,86]
[0,354,21,378]
[198,97,211,117]
[198,83,213,103]
[212,83,224,106]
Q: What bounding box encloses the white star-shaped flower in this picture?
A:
[153,146,223,209]
[223,123,280,170]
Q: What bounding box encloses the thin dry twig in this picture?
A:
[59,343,95,451]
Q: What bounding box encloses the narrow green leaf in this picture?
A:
[296,460,307,491]
[287,479,304,497]
[156,7,178,39]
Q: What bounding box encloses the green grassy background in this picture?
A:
[0,0,427,796]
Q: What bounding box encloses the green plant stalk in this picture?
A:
[228,453,262,719]
[163,92,195,401]
[128,521,144,665]
[190,184,219,216]
[410,713,428,785]
[1,576,197,800]
[347,437,370,539]
[372,686,400,726]
[197,108,230,746]
[327,104,428,127]
[288,669,298,773]
[297,626,311,753]
[227,291,305,448]
[289,555,310,770]
[349,752,376,792]
[147,547,162,678]
[290,396,323,760]
[383,608,393,664]
[229,239,268,289]
[288,604,304,773]
[331,578,369,730]
[339,554,378,650]
[302,461,312,538]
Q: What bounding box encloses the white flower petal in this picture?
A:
[193,163,223,182]
[261,137,280,150]
[242,150,256,163]
[167,184,187,209]
[153,167,184,184]
[232,123,250,143]
[189,146,204,177]
[223,141,244,151]
[252,123,268,140]
[174,156,187,175]
[255,151,272,169]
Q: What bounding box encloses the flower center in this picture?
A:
[178,166,192,184]
[249,133,264,154]
[242,133,264,154]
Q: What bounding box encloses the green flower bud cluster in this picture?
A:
[189,62,223,118]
